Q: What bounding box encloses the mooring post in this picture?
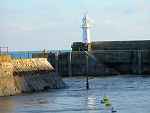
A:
[86,51,89,90]
[68,51,72,77]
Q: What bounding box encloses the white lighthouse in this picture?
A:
[81,14,92,44]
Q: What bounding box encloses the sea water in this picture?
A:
[0,75,150,113]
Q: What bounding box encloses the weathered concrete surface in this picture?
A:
[33,41,150,76]
[91,40,150,50]
[0,56,65,96]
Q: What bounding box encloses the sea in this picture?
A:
[5,50,71,58]
[0,76,150,113]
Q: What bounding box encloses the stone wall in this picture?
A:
[33,50,150,76]
[13,72,65,93]
[32,40,150,76]
[0,56,20,96]
[91,40,150,50]
[0,56,65,96]
[0,62,20,96]
[56,51,124,76]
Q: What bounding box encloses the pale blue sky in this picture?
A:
[0,0,150,51]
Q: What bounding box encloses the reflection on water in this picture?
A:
[0,75,150,113]
[87,96,96,109]
[0,97,15,113]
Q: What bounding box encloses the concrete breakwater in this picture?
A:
[0,55,65,96]
[68,50,150,75]
[33,40,150,76]
[33,51,124,76]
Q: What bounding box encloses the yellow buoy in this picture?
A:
[103,96,109,102]
[105,101,111,107]
[101,95,110,103]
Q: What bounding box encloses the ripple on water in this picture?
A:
[0,76,150,113]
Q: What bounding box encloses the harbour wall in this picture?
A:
[33,40,150,76]
[0,55,65,96]
[0,56,19,96]
[51,50,150,76]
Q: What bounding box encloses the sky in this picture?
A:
[0,0,150,51]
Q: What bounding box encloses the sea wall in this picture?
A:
[13,72,65,93]
[0,56,20,96]
[91,40,150,50]
[0,56,65,96]
[31,40,150,76]
[32,52,120,76]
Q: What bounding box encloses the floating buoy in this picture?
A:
[103,96,109,102]
[111,107,117,113]
[105,101,111,107]
[101,95,110,104]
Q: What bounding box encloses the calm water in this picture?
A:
[0,75,150,113]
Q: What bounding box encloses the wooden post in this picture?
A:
[86,43,90,90]
[68,51,72,77]
[86,53,89,90]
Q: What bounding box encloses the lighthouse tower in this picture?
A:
[71,14,92,51]
[81,14,92,44]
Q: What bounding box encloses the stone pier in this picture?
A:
[0,55,65,96]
